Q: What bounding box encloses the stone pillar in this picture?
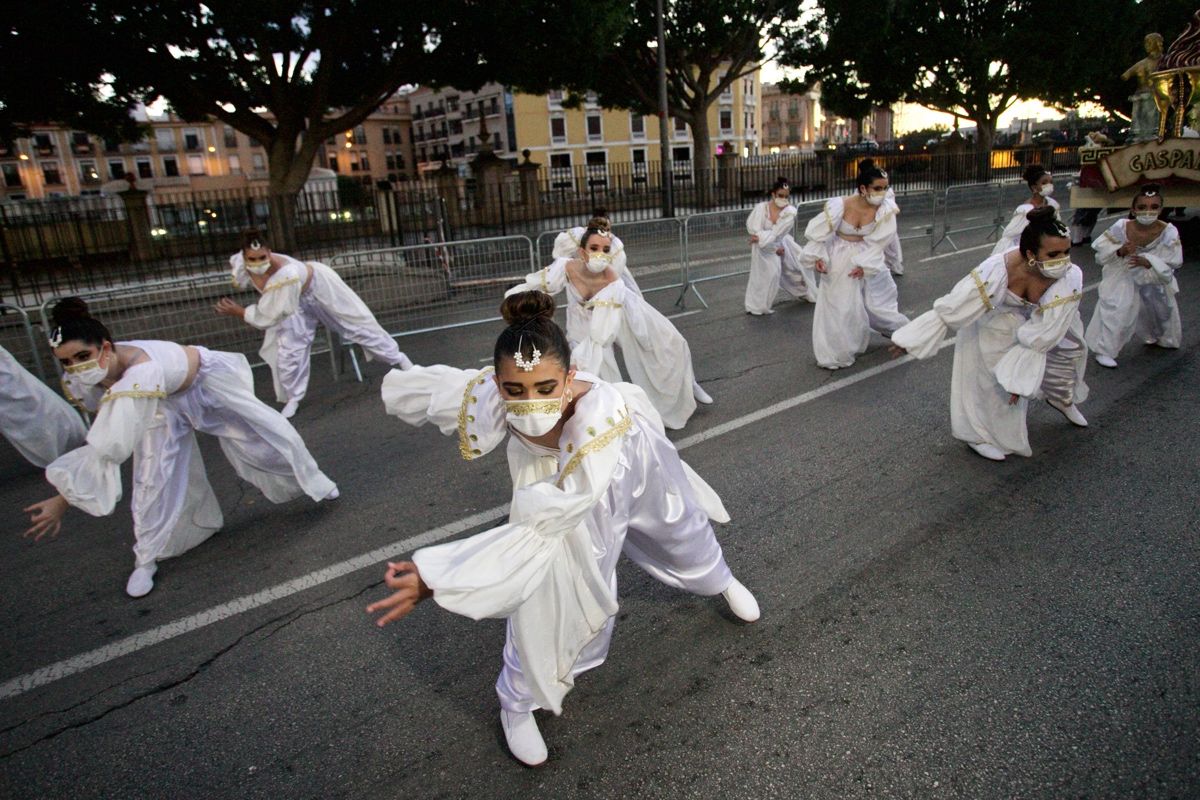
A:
[716,141,740,198]
[119,188,154,262]
[514,149,542,222]
[432,160,463,232]
[471,149,510,230]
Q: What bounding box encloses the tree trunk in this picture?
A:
[690,105,714,209]
[973,117,997,182]
[266,135,312,253]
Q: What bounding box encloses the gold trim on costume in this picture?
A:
[504,399,563,415]
[64,359,101,374]
[101,388,166,403]
[582,300,623,310]
[1036,292,1082,313]
[970,269,995,312]
[457,368,494,460]
[263,276,302,293]
[539,268,549,293]
[555,411,632,488]
[60,376,89,413]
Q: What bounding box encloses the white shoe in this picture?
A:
[395,354,414,370]
[1048,399,1088,427]
[692,381,714,405]
[500,709,547,766]
[281,399,300,419]
[126,563,157,598]
[968,442,1006,461]
[1094,354,1117,368]
[325,486,340,500]
[721,579,760,622]
[746,309,775,316]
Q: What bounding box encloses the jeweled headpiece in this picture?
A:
[513,336,541,371]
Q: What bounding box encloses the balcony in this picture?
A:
[73,142,95,156]
[35,144,56,156]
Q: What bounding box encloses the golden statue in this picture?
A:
[1122,33,1163,88]
[1151,11,1200,140]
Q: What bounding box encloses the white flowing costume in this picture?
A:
[549,227,642,296]
[231,252,408,403]
[745,202,816,311]
[801,197,905,368]
[891,253,1090,457]
[47,340,337,567]
[0,345,86,467]
[507,253,701,430]
[381,366,734,715]
[1086,219,1184,356]
[992,198,1061,256]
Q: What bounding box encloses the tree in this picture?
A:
[3,1,626,248]
[585,0,803,208]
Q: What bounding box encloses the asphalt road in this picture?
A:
[0,221,1196,799]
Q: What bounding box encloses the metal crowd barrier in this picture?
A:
[932,182,1006,253]
[0,303,46,381]
[535,218,689,300]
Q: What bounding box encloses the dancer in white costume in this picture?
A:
[992,164,1060,256]
[548,210,642,296]
[745,177,816,313]
[23,299,338,597]
[859,167,910,333]
[367,292,759,766]
[890,207,1090,461]
[216,230,413,418]
[507,215,711,430]
[884,186,905,277]
[0,345,86,467]
[801,162,907,369]
[1086,183,1184,368]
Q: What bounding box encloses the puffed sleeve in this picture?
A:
[893,258,1007,359]
[381,364,505,461]
[242,264,303,329]
[746,202,765,236]
[229,251,251,289]
[505,257,569,298]
[992,205,1032,255]
[1092,220,1126,265]
[551,228,582,259]
[857,205,898,276]
[411,387,632,713]
[608,235,643,297]
[570,282,625,374]
[45,362,167,516]
[1143,224,1183,285]
[755,206,797,251]
[801,198,840,267]
[993,268,1084,397]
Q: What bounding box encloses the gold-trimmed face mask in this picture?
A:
[504,394,566,436]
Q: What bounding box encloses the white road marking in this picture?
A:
[666,310,703,320]
[920,242,996,262]
[0,283,1102,702]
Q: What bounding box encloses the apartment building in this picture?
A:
[0,94,416,201]
[761,83,819,153]
[409,67,762,176]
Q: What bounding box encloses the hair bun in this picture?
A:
[501,291,557,326]
[50,297,91,327]
[1025,205,1057,223]
[1022,164,1047,184]
[858,159,876,172]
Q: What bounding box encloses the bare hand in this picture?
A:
[1116,242,1137,258]
[888,344,907,359]
[23,495,69,541]
[366,561,432,627]
[1127,255,1151,269]
[775,247,785,256]
[849,266,865,279]
[214,298,246,318]
[1008,393,1020,406]
[814,259,827,274]
[749,234,760,244]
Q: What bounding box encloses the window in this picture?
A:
[224,126,238,147]
[2,163,21,188]
[631,148,646,164]
[71,131,91,152]
[547,89,564,106]
[228,155,241,174]
[586,151,607,168]
[78,160,100,184]
[252,153,265,171]
[383,128,393,145]
[163,156,180,177]
[549,152,572,188]
[493,132,501,150]
[326,152,339,172]
[360,154,370,171]
[41,161,62,184]
[108,160,125,179]
[155,130,176,151]
[187,155,205,176]
[447,96,459,112]
[136,158,153,178]
[33,133,54,153]
[550,153,571,170]
[489,97,499,115]
[550,116,567,144]
[719,74,732,99]
[353,125,367,143]
[719,109,733,133]
[673,117,687,138]
[788,124,799,141]
[183,129,201,151]
[672,146,690,162]
[630,113,645,139]
[386,155,396,171]
[586,114,602,142]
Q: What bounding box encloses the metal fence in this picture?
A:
[934,174,1080,253]
[0,303,45,380]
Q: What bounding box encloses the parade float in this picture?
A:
[1071,10,1200,209]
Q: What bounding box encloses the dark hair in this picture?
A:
[855,159,886,188]
[1128,182,1165,218]
[49,297,113,349]
[1018,206,1069,258]
[769,175,790,194]
[1022,164,1048,190]
[494,291,572,372]
[241,228,269,251]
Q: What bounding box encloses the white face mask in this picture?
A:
[1135,213,1159,226]
[244,257,271,275]
[64,348,111,386]
[1031,255,1071,279]
[505,394,566,436]
[1039,184,1055,197]
[773,196,789,208]
[864,191,885,206]
[584,252,613,274]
